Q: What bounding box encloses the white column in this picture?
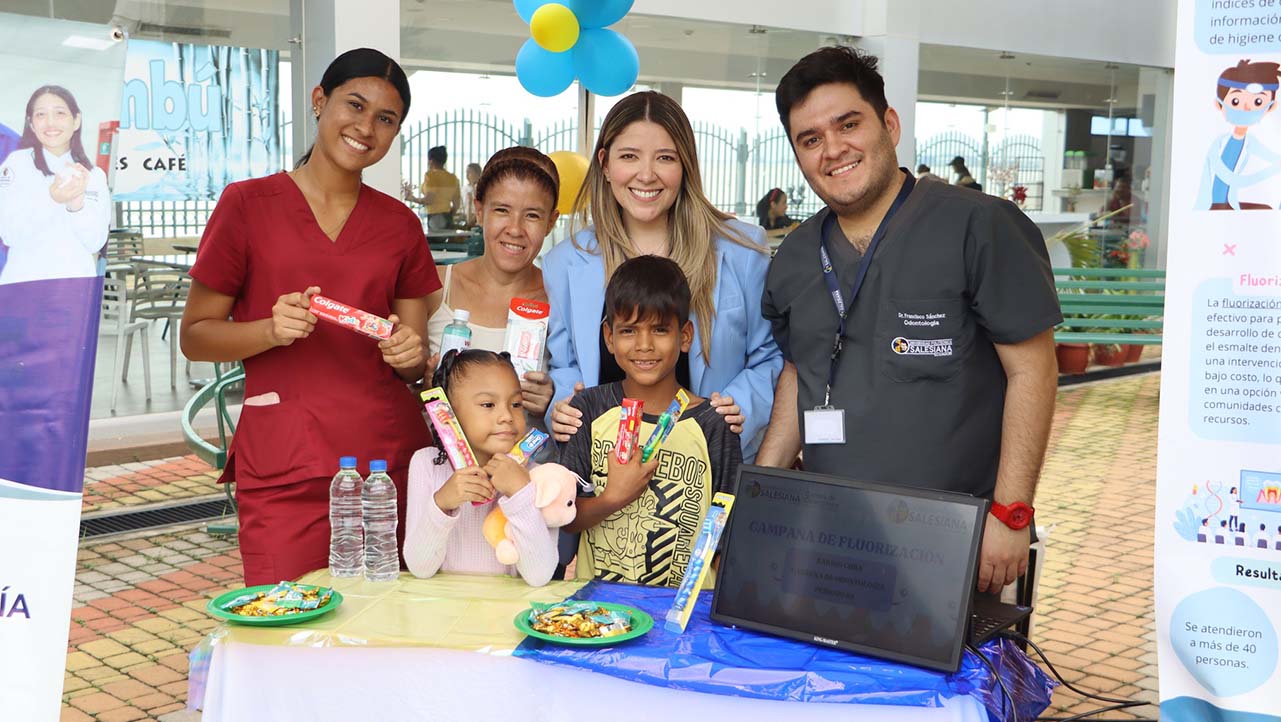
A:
[855,34,920,169]
[290,0,402,196]
[1141,67,1174,270]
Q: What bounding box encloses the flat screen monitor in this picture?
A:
[711,466,988,672]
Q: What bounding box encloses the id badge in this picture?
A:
[804,407,845,445]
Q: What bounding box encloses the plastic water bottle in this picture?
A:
[439,309,472,357]
[362,460,400,582]
[328,456,364,577]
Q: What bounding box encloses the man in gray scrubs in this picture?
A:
[757,46,1061,595]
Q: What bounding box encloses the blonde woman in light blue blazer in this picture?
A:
[542,91,781,462]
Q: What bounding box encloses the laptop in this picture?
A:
[710,465,1031,673]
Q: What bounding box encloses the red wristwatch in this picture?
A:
[990,501,1034,530]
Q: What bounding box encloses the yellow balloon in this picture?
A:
[548,150,590,215]
[530,4,580,54]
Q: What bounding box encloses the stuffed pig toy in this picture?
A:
[482,463,579,565]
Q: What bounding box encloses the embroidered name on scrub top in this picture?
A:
[1213,135,1246,204]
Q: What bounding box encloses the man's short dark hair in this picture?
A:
[917,164,930,174]
[605,256,690,328]
[775,45,888,137]
[428,145,448,165]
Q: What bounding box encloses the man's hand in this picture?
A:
[551,382,585,442]
[977,515,1030,594]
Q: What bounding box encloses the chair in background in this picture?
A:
[101,275,152,414]
[128,266,191,389]
[103,231,144,279]
[182,362,245,535]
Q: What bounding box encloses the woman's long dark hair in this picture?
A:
[756,188,784,228]
[296,48,412,168]
[429,349,517,465]
[21,85,92,177]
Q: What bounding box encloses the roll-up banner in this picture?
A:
[1156,1,1281,720]
[0,13,127,721]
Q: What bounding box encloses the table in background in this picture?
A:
[196,573,994,722]
[129,254,196,272]
[432,250,470,266]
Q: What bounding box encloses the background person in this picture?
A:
[421,144,461,229]
[0,85,109,285]
[181,49,438,585]
[426,146,559,423]
[758,46,1060,595]
[916,163,944,183]
[756,187,798,230]
[949,155,982,191]
[462,161,482,226]
[543,91,782,461]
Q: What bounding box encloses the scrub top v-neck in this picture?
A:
[190,172,440,489]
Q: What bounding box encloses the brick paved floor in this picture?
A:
[59,375,1164,721]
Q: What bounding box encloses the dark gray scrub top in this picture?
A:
[762,177,1062,497]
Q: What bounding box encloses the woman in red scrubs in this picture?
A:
[180,49,438,585]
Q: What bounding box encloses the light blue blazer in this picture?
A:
[542,219,782,461]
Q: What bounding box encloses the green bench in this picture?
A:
[1054,267,1165,346]
[181,363,245,535]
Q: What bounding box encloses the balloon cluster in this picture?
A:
[514,0,639,97]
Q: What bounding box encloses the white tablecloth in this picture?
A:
[200,641,990,721]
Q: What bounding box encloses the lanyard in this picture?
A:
[818,171,915,405]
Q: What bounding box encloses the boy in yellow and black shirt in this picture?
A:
[558,256,740,588]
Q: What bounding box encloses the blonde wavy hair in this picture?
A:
[571,91,766,362]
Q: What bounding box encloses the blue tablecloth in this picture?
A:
[513,581,1055,722]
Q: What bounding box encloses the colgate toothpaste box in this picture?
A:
[503,297,550,377]
[308,295,393,340]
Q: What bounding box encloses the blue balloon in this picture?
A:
[573,28,638,96]
[516,38,577,97]
[567,0,634,28]
[514,0,546,24]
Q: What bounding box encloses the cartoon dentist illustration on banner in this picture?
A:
[1196,60,1281,211]
[0,84,110,285]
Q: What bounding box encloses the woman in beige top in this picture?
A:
[426,147,559,420]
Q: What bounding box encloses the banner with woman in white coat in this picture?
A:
[0,13,127,722]
[1156,1,1281,720]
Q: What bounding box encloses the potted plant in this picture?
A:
[1091,341,1127,367]
[1055,338,1090,374]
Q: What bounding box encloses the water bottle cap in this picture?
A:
[370,459,388,473]
[453,308,470,323]
[339,456,357,468]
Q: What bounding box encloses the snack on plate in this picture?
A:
[614,398,643,465]
[221,582,334,617]
[308,295,394,340]
[527,601,632,639]
[503,298,550,376]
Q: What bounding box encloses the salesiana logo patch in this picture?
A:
[891,337,953,357]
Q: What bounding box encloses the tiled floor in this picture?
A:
[59,373,1164,721]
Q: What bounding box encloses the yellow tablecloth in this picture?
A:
[220,572,587,653]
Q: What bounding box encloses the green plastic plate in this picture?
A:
[514,601,654,646]
[207,584,343,627]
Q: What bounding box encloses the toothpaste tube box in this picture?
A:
[507,428,549,466]
[664,492,735,633]
[614,398,643,465]
[420,387,477,471]
[308,295,393,340]
[503,297,550,377]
